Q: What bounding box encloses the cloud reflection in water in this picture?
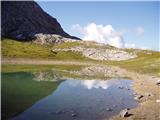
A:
[68,80,117,90]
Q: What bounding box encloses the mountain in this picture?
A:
[1,1,80,44]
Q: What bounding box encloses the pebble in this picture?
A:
[134,94,144,100]
[71,113,77,117]
[120,108,130,117]
[118,86,124,89]
[106,108,112,111]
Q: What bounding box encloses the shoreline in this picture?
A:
[1,58,160,120]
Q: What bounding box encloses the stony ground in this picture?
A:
[52,45,137,61]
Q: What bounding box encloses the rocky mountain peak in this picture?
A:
[1,1,80,44]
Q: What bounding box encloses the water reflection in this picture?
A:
[12,79,138,120]
[68,79,119,89]
[68,79,127,89]
[33,71,63,82]
[1,72,63,120]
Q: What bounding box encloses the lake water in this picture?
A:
[2,72,138,120]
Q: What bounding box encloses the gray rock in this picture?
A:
[33,33,78,45]
[52,45,137,61]
[118,86,124,89]
[134,94,144,100]
[120,109,130,117]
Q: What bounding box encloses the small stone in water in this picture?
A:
[118,86,124,89]
[106,108,112,111]
[71,113,77,117]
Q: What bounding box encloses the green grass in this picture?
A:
[2,39,55,59]
[1,64,85,73]
[1,39,90,60]
[109,50,160,77]
[52,41,82,49]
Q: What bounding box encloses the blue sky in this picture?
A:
[37,1,159,51]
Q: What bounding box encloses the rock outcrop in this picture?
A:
[1,1,80,44]
[33,33,78,45]
[53,46,137,61]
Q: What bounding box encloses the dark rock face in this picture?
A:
[1,1,80,41]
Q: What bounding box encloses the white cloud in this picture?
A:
[71,23,124,48]
[135,26,144,35]
[71,23,149,50]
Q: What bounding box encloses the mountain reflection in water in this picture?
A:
[2,72,63,120]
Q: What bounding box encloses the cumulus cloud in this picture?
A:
[71,23,148,50]
[135,26,144,35]
[71,23,124,48]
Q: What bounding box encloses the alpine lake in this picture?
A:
[2,65,138,120]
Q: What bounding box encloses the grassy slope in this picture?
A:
[1,39,160,76]
[1,39,89,61]
[109,50,160,77]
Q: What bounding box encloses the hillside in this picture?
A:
[2,39,160,77]
[1,1,80,44]
[1,39,137,61]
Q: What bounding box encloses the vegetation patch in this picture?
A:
[1,64,85,73]
[1,39,91,60]
[109,50,160,77]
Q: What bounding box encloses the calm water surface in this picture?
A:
[2,72,138,120]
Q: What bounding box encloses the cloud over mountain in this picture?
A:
[72,23,124,48]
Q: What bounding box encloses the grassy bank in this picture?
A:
[1,39,160,77]
[1,64,85,73]
[109,50,160,77]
